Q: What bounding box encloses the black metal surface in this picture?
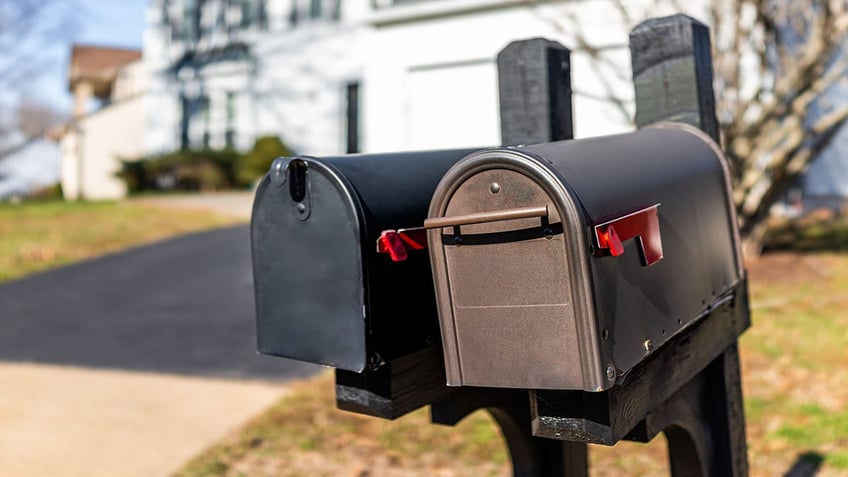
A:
[251,149,477,372]
[521,126,741,374]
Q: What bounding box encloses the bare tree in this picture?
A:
[14,96,65,139]
[711,0,848,256]
[0,0,77,90]
[536,0,848,257]
[0,0,78,145]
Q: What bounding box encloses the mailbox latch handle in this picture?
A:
[594,204,663,266]
[377,205,550,262]
[422,205,548,229]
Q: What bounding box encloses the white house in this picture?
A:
[143,0,371,156]
[142,0,708,157]
[61,45,146,200]
[63,0,845,207]
[69,0,704,198]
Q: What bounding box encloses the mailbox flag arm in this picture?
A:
[594,204,663,266]
[377,228,428,262]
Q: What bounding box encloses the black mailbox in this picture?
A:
[251,149,475,373]
[424,123,744,391]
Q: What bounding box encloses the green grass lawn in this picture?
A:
[0,200,243,284]
[173,249,848,477]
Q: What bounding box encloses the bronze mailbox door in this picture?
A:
[433,168,584,390]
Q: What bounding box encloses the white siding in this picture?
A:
[63,96,145,200]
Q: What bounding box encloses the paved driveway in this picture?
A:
[0,224,321,476]
[0,224,317,380]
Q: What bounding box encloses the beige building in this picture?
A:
[61,45,145,200]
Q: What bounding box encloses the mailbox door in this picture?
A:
[428,158,603,391]
[252,159,368,372]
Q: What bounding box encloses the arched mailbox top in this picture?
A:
[426,124,743,391]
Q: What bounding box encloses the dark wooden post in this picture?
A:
[431,38,587,477]
[630,14,720,141]
[498,38,573,145]
[629,14,747,476]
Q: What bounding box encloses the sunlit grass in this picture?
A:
[0,200,242,283]
[171,250,848,477]
[175,372,509,477]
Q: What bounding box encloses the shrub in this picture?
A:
[118,148,243,193]
[28,183,63,201]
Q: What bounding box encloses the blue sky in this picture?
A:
[39,0,148,111]
[76,0,147,48]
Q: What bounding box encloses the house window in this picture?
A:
[190,2,202,42]
[226,92,237,148]
[309,0,321,18]
[289,0,298,26]
[345,81,360,154]
[240,0,252,27]
[290,0,338,26]
[202,96,211,122]
[180,94,190,149]
[201,96,211,148]
[257,0,268,29]
[179,93,209,149]
[226,92,236,122]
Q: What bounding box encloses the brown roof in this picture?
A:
[68,44,142,94]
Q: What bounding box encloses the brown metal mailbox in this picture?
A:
[426,123,744,391]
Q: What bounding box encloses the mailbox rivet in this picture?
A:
[296,203,307,213]
[606,366,616,381]
[489,182,501,194]
[644,339,653,352]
